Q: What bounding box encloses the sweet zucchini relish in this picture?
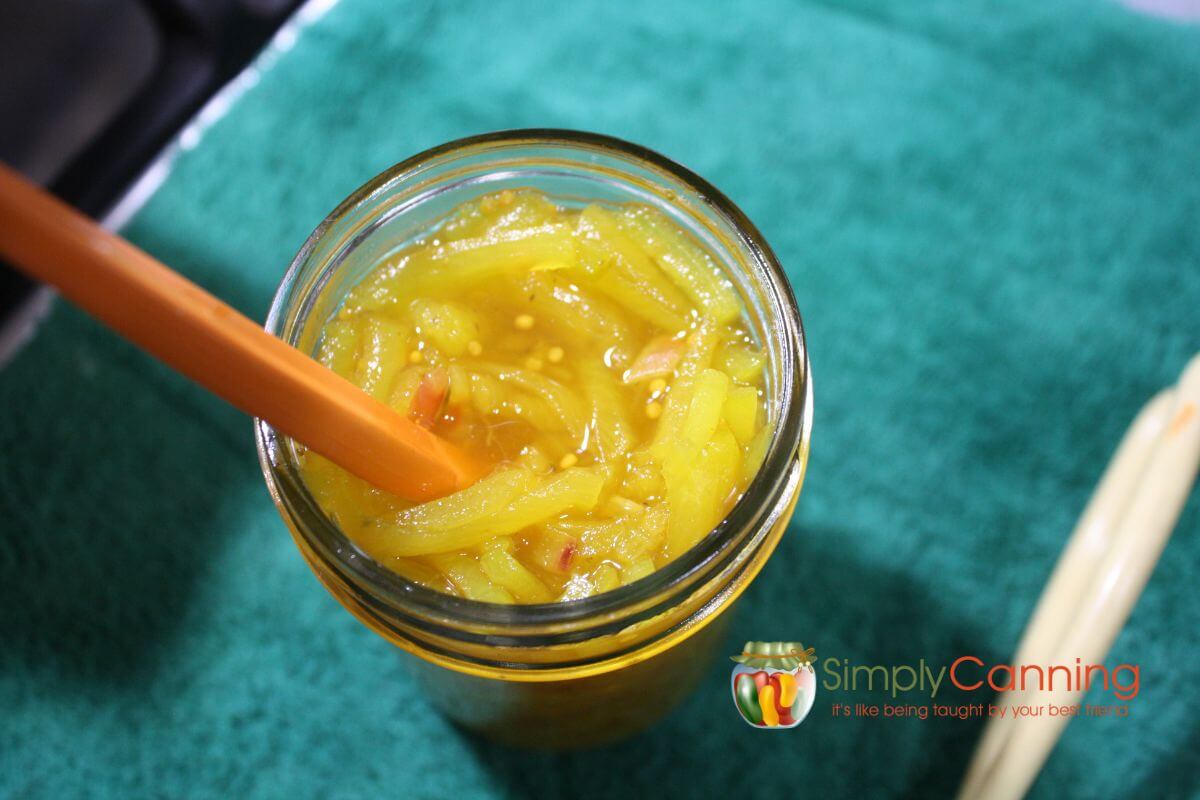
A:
[301,189,771,603]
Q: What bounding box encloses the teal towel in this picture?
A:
[2,1,1198,796]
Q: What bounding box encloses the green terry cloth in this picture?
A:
[2,1,1198,796]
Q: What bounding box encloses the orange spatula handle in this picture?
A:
[0,162,481,501]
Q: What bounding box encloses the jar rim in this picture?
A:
[256,129,811,641]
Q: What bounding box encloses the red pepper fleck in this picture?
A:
[410,368,449,428]
[558,542,576,572]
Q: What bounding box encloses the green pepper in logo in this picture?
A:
[734,673,764,725]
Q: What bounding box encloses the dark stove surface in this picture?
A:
[0,0,303,333]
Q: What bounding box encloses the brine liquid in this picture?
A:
[301,189,772,603]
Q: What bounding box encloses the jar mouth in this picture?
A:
[256,129,811,640]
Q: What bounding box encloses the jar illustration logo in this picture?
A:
[731,641,817,729]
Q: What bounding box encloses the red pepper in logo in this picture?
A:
[770,672,799,726]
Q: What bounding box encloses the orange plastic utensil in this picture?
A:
[0,162,483,502]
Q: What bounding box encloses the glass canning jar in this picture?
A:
[256,130,812,748]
